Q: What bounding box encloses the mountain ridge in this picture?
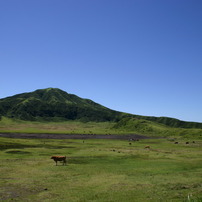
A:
[0,88,202,129]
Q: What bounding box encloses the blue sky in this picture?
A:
[1,0,202,122]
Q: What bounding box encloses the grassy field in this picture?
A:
[1,117,202,139]
[0,117,116,134]
[0,137,202,201]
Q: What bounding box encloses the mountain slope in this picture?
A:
[0,88,124,121]
[112,117,202,137]
[132,115,202,129]
[0,88,201,129]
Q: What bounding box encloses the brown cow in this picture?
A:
[145,145,150,149]
[51,156,67,166]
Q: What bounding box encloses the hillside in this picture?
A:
[0,88,202,130]
[0,88,124,122]
[112,117,202,137]
[132,115,202,129]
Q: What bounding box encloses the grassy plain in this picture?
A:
[0,117,116,134]
[0,137,202,201]
[1,117,202,139]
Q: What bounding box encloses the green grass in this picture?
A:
[113,117,202,139]
[1,117,202,139]
[0,137,202,201]
[0,117,116,134]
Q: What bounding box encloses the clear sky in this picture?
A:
[1,0,202,122]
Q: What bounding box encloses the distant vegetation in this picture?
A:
[135,115,202,129]
[0,116,202,139]
[0,88,202,137]
[113,117,202,138]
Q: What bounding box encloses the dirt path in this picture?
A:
[0,133,150,140]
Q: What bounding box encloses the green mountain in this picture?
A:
[132,115,202,129]
[0,88,124,122]
[0,88,201,129]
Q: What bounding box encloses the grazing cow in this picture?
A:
[192,141,195,143]
[51,156,67,166]
[129,142,132,145]
[174,142,178,144]
[186,142,189,144]
[145,145,150,149]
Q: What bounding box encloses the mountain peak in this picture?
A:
[43,87,59,92]
[41,87,64,92]
[34,87,67,95]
